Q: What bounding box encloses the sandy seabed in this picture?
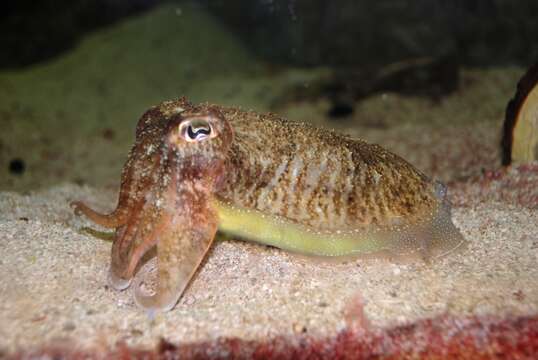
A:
[1,166,537,354]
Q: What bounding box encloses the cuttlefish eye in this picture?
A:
[179,118,214,142]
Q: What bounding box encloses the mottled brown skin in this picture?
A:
[72,97,464,312]
[219,108,435,230]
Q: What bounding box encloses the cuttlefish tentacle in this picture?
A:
[70,151,160,228]
[108,159,179,289]
[73,153,162,289]
[108,200,149,289]
[70,158,146,228]
[71,201,128,229]
[133,174,219,312]
[107,146,179,288]
[71,107,167,228]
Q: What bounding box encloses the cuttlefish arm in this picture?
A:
[71,107,166,229]
[72,103,233,312]
[133,175,218,312]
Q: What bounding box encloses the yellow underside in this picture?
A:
[215,201,380,257]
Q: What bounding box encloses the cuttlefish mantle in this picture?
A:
[72,97,466,312]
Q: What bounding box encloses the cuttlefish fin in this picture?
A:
[133,212,217,313]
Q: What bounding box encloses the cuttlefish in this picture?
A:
[72,97,466,312]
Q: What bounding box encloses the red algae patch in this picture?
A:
[9,314,538,359]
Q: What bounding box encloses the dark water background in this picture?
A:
[3,0,537,69]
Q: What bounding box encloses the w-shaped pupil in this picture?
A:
[188,125,210,140]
